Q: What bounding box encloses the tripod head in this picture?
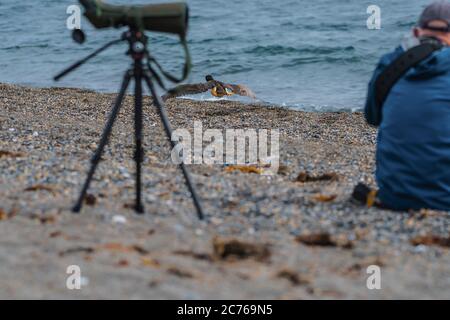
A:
[55,27,191,88]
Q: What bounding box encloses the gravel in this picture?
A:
[0,83,449,299]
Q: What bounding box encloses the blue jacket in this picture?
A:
[365,45,450,211]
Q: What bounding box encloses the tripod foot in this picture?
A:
[72,204,82,213]
[135,204,145,214]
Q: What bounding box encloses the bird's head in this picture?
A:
[205,75,214,81]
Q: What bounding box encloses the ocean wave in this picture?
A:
[1,44,49,51]
[220,65,254,75]
[281,55,362,67]
[189,36,238,45]
[396,21,416,28]
[313,23,351,31]
[244,45,355,57]
[244,45,301,56]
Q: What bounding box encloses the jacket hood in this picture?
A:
[405,46,450,80]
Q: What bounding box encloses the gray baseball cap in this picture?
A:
[419,1,450,28]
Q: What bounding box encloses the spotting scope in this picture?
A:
[79,0,189,37]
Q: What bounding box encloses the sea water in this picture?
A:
[0,0,430,111]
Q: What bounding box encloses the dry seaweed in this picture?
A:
[84,194,97,206]
[0,150,25,158]
[98,243,149,255]
[59,246,95,257]
[212,237,271,262]
[276,269,312,286]
[296,233,353,249]
[224,165,264,175]
[49,231,62,238]
[29,213,57,224]
[173,250,212,261]
[296,171,339,183]
[24,184,55,194]
[410,235,450,248]
[141,257,161,268]
[277,165,289,176]
[0,208,17,221]
[0,209,7,221]
[117,259,129,267]
[312,194,337,202]
[166,267,194,278]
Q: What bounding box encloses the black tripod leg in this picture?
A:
[143,73,205,220]
[72,71,132,213]
[133,69,145,214]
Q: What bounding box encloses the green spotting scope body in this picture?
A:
[79,0,189,38]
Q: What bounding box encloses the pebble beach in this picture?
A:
[1,83,449,299]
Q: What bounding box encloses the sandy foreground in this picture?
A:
[0,83,449,299]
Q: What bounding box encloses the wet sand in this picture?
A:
[0,83,449,299]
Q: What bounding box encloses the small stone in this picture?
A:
[210,217,222,225]
[413,244,428,254]
[112,215,127,224]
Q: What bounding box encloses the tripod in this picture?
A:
[55,29,205,220]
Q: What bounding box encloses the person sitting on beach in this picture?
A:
[162,75,257,101]
[364,1,450,211]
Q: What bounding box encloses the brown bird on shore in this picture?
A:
[161,75,257,101]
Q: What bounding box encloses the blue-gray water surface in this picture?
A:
[0,0,430,111]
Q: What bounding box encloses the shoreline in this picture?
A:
[1,83,449,299]
[1,82,363,113]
